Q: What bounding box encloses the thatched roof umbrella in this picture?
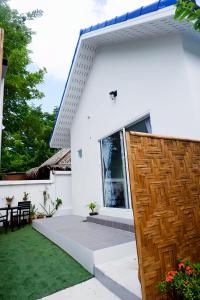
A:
[26,149,71,180]
[26,167,39,179]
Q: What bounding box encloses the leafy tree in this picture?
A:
[0,0,57,173]
[2,106,58,172]
[175,0,200,31]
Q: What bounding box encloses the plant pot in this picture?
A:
[37,215,44,219]
[89,212,98,216]
[46,215,52,218]
[7,204,11,208]
[30,216,36,224]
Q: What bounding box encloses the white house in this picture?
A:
[50,0,200,219]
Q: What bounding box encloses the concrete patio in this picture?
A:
[33,215,141,300]
[42,278,120,300]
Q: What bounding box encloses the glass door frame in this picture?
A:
[122,128,133,210]
[100,128,132,210]
[99,113,151,211]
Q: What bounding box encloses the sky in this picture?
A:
[9,0,154,112]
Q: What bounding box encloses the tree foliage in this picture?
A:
[2,106,58,173]
[175,0,200,31]
[0,0,57,173]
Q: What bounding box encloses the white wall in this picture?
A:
[0,171,73,216]
[70,33,200,217]
[182,34,200,127]
[53,171,72,216]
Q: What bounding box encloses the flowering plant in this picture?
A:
[5,196,14,205]
[158,259,200,299]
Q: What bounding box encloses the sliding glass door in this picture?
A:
[101,131,129,208]
[101,115,152,209]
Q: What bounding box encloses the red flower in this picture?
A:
[165,270,177,283]
[178,262,185,270]
[166,275,174,283]
[186,266,193,275]
[167,271,177,276]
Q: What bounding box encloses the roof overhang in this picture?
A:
[50,3,198,149]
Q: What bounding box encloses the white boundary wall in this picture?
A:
[0,171,72,215]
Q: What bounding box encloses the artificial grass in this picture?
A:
[0,225,93,300]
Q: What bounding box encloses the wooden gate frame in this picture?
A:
[126,132,200,300]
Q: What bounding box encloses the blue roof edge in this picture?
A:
[50,0,177,147]
[80,0,177,35]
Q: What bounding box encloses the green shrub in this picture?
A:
[158,259,200,299]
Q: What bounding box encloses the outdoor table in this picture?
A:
[0,206,22,231]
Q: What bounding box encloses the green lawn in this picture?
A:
[0,225,93,300]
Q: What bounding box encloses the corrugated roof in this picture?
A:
[80,0,177,35]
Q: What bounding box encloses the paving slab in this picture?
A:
[34,215,134,251]
[41,278,120,300]
[33,215,136,274]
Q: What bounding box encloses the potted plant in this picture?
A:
[40,197,62,218]
[55,198,62,210]
[5,196,14,208]
[43,190,49,205]
[23,192,29,201]
[36,212,45,219]
[30,204,38,223]
[88,202,98,216]
[158,259,200,300]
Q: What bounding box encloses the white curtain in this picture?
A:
[102,137,115,207]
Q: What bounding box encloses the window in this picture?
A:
[126,116,152,133]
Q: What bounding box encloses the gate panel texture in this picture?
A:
[126,132,200,300]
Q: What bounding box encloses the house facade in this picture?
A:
[50,0,200,218]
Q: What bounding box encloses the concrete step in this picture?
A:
[86,215,134,233]
[32,215,135,274]
[94,256,142,300]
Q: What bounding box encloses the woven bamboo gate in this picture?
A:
[126,132,200,300]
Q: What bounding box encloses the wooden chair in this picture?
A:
[0,208,9,233]
[10,207,20,231]
[18,201,31,226]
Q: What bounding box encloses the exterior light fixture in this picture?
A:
[78,149,83,158]
[109,90,117,100]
